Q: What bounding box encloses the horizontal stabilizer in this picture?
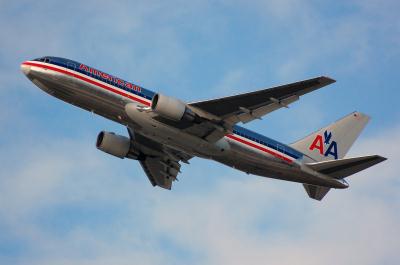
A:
[306,155,387,179]
[303,155,386,201]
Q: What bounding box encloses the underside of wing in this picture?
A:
[132,130,192,189]
[140,157,177,189]
[189,76,335,124]
[139,151,190,189]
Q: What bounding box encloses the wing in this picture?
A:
[139,155,181,190]
[189,76,335,124]
[132,130,192,190]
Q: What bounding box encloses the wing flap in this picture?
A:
[234,94,299,124]
[140,157,176,190]
[130,128,191,190]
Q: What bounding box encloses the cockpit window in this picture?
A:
[34,57,50,63]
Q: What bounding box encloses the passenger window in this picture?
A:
[277,144,285,154]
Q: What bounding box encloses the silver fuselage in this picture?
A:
[21,59,347,189]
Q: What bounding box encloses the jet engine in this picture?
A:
[151,93,199,122]
[96,131,131,158]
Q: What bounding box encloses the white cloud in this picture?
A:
[0,125,398,265]
[148,126,400,265]
[0,1,399,264]
[225,0,400,79]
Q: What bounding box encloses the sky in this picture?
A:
[0,0,399,264]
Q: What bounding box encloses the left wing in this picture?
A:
[131,130,192,190]
[139,148,191,190]
[189,76,335,125]
[139,157,179,190]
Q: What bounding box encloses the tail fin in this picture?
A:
[290,112,370,162]
[290,111,372,201]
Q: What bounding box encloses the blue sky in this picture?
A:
[0,1,399,264]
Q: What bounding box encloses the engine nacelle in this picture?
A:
[151,93,198,122]
[96,131,130,158]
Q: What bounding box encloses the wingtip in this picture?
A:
[377,155,388,162]
[350,111,371,123]
[320,76,336,84]
[365,155,388,164]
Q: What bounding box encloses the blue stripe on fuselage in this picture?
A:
[36,56,303,161]
[232,126,303,160]
[34,56,155,101]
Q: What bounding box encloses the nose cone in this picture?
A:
[20,62,31,76]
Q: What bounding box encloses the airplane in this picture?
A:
[21,56,386,200]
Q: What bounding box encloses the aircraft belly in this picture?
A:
[214,141,292,174]
[213,140,334,187]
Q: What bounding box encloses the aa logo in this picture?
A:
[309,130,338,159]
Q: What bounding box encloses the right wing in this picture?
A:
[131,77,334,143]
[189,76,335,124]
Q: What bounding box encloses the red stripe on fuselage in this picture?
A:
[24,62,293,163]
[226,134,293,163]
[22,62,151,106]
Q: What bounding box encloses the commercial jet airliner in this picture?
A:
[21,57,386,200]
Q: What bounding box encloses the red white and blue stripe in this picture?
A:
[23,56,303,163]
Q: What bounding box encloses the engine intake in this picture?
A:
[151,93,198,122]
[96,131,130,158]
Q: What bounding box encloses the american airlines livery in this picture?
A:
[21,57,386,200]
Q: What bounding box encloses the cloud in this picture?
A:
[0,121,398,265]
[1,1,399,264]
[222,0,400,79]
[148,126,400,265]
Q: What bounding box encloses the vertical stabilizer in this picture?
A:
[291,112,371,201]
[290,112,370,162]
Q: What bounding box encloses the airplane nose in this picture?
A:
[20,62,31,76]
